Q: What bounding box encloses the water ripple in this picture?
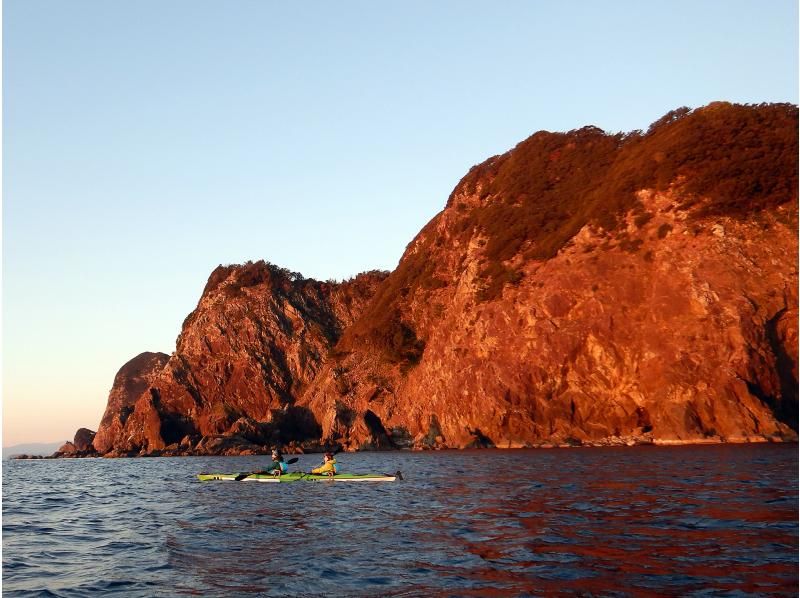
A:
[3,444,798,596]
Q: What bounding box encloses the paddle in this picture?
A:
[235,457,299,481]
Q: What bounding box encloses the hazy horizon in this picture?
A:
[4,0,798,446]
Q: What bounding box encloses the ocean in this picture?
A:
[2,444,797,597]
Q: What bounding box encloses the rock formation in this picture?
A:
[81,102,798,456]
[91,267,388,456]
[55,428,97,457]
[92,352,171,454]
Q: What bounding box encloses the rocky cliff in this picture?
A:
[91,266,388,456]
[85,102,798,456]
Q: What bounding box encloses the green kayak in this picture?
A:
[197,472,400,483]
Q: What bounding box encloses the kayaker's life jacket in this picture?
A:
[269,459,288,474]
[311,458,337,475]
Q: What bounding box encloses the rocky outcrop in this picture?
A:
[84,102,798,456]
[55,428,98,457]
[297,102,798,449]
[92,352,170,454]
[73,428,96,451]
[91,266,387,456]
[304,189,797,449]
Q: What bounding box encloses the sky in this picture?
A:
[3,0,798,446]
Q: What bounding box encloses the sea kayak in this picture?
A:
[197,472,400,483]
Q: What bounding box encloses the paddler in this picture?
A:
[264,449,288,476]
[310,451,338,476]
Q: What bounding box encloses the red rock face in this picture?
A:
[92,266,387,455]
[56,428,97,456]
[72,428,96,452]
[92,352,170,454]
[305,190,797,449]
[88,102,798,456]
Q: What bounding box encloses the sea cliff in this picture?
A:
[54,102,798,457]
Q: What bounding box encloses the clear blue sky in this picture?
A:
[3,0,797,445]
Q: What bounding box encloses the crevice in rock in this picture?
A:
[364,410,394,448]
[424,414,445,447]
[467,428,495,448]
[119,405,134,426]
[161,414,197,446]
[765,307,799,430]
[272,406,322,443]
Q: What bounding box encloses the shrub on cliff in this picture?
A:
[447,102,797,295]
[335,103,799,362]
[203,260,308,297]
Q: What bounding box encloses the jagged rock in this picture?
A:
[73,428,96,452]
[52,439,98,458]
[299,103,798,449]
[89,266,386,455]
[93,352,170,454]
[56,441,76,454]
[193,434,266,456]
[226,417,272,445]
[179,435,197,450]
[84,102,797,455]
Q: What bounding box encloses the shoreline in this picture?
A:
[8,433,796,460]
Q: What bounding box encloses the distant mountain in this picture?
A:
[78,102,799,456]
[3,442,63,460]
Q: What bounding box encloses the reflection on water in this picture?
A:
[3,444,798,596]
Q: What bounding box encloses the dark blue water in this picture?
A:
[3,444,798,597]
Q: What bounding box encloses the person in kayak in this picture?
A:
[310,452,339,476]
[264,449,288,476]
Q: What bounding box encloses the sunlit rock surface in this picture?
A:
[87,102,798,456]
